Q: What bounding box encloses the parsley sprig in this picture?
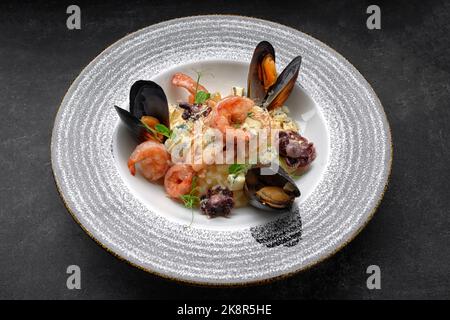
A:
[181,176,200,227]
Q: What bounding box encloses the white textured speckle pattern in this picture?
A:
[51,15,391,285]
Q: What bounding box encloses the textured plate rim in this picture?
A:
[51,14,393,286]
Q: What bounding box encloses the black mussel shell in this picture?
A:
[247,41,276,105]
[129,80,170,128]
[114,106,150,142]
[244,165,301,212]
[263,56,302,111]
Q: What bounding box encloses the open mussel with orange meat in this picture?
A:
[244,165,301,212]
[114,80,170,142]
[247,41,302,111]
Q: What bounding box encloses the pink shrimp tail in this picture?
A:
[171,72,208,95]
[128,160,136,176]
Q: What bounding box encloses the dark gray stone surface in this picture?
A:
[0,0,449,299]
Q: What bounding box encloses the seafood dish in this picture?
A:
[114,41,316,218]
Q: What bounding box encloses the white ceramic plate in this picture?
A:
[51,15,392,285]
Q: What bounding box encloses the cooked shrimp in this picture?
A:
[128,140,170,181]
[164,164,195,199]
[208,96,254,139]
[172,73,209,104]
[207,99,217,109]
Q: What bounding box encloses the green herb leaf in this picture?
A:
[194,91,211,104]
[155,123,172,138]
[140,120,162,141]
[180,194,200,209]
[228,164,249,175]
[247,112,254,118]
[140,120,155,133]
[180,175,200,210]
[194,71,202,95]
[191,175,198,192]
